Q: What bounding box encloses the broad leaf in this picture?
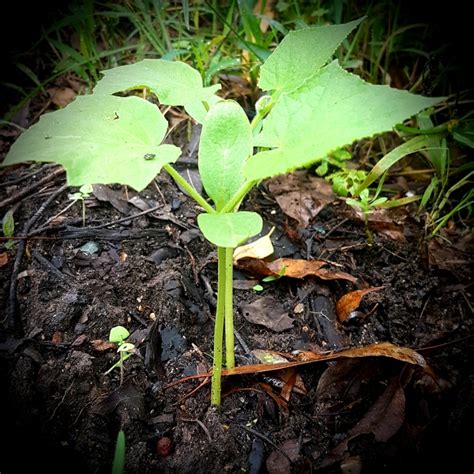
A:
[3,95,181,191]
[197,212,262,248]
[245,61,444,181]
[93,59,220,123]
[198,100,253,210]
[259,17,363,93]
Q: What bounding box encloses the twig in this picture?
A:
[0,167,64,210]
[85,204,164,230]
[5,184,68,334]
[180,418,212,442]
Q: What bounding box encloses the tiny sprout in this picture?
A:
[69,184,93,226]
[105,325,136,384]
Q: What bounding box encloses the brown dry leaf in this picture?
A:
[427,233,473,271]
[236,257,357,283]
[349,207,405,241]
[321,378,405,467]
[92,184,130,214]
[0,252,9,267]
[233,227,275,263]
[91,339,116,351]
[254,0,274,33]
[266,438,300,474]
[221,342,427,377]
[267,170,335,227]
[47,87,76,108]
[336,286,384,322]
[51,331,63,344]
[240,297,294,332]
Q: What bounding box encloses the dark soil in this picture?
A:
[1,121,473,474]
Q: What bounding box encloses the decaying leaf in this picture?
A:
[266,438,300,474]
[349,207,406,241]
[321,377,406,467]
[47,87,76,108]
[267,171,336,227]
[240,297,294,332]
[91,339,116,352]
[220,342,427,377]
[0,252,9,267]
[236,257,357,283]
[233,227,275,263]
[336,286,384,322]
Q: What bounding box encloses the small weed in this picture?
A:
[105,326,136,385]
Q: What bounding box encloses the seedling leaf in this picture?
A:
[109,326,130,344]
[93,59,220,123]
[197,211,263,248]
[2,95,181,191]
[246,61,444,181]
[259,17,364,93]
[199,101,253,211]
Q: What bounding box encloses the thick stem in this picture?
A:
[211,246,226,405]
[163,164,215,214]
[224,247,235,369]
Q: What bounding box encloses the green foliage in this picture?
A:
[197,212,263,248]
[112,430,126,474]
[2,210,15,250]
[3,18,445,405]
[198,101,252,211]
[105,326,135,378]
[93,59,221,123]
[4,95,181,191]
[246,60,443,181]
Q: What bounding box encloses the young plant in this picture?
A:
[68,183,93,226]
[2,18,444,405]
[2,210,15,250]
[105,326,136,385]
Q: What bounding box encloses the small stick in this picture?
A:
[0,167,64,210]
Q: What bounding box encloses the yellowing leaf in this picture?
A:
[233,227,275,263]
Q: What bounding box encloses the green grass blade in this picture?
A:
[112,430,125,474]
[354,135,435,196]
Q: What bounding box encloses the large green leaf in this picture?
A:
[259,17,363,93]
[93,59,220,123]
[197,212,262,248]
[245,61,444,181]
[198,100,252,211]
[3,95,181,191]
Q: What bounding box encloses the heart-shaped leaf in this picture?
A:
[198,100,253,211]
[93,59,220,123]
[197,212,263,248]
[259,17,363,94]
[245,61,444,181]
[3,95,181,191]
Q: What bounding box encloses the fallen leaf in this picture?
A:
[240,297,294,332]
[92,184,130,214]
[51,331,63,344]
[321,377,405,467]
[428,234,473,271]
[233,227,275,263]
[0,252,9,267]
[47,87,76,108]
[266,438,300,474]
[349,207,405,241]
[267,170,335,227]
[91,339,116,351]
[236,257,357,283]
[336,286,384,322]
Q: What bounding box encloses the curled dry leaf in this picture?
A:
[236,257,357,283]
[336,286,384,322]
[266,438,300,474]
[233,227,275,263]
[91,339,116,352]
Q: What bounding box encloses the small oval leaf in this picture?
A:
[198,100,253,211]
[197,212,263,248]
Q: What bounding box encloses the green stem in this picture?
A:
[211,246,226,405]
[163,164,216,214]
[221,180,256,213]
[224,247,235,369]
